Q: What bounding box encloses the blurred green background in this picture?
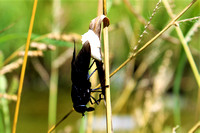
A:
[0,0,200,133]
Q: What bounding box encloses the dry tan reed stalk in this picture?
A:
[12,0,38,133]
[103,0,113,132]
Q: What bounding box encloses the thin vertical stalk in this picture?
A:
[104,25,112,133]
[48,0,61,131]
[0,110,4,133]
[0,74,10,133]
[12,0,38,133]
[94,0,197,93]
[0,53,10,133]
[162,0,200,87]
[2,95,10,133]
[106,0,197,82]
[175,27,200,87]
[103,0,112,133]
[173,48,187,125]
[163,0,200,121]
[79,117,85,133]
[48,61,58,130]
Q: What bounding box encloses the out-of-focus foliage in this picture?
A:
[0,0,199,133]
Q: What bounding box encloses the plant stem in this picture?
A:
[162,0,200,86]
[108,0,197,80]
[48,58,58,130]
[163,0,200,120]
[95,0,197,103]
[188,121,200,133]
[12,0,38,133]
[123,0,179,45]
[175,27,200,87]
[0,75,10,133]
[47,108,74,133]
[103,0,113,132]
[48,0,61,131]
[173,48,187,125]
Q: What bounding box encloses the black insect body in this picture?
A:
[71,41,103,116]
[48,16,110,133]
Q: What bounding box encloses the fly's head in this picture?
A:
[73,105,94,116]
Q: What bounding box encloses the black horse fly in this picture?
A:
[71,41,104,116]
[48,15,110,133]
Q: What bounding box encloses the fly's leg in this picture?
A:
[89,98,94,104]
[88,60,100,80]
[89,59,95,70]
[87,68,97,80]
[90,85,109,104]
[90,95,100,105]
[91,85,109,92]
[97,93,104,103]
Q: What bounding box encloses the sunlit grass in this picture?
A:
[0,0,199,133]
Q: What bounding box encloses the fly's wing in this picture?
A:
[95,60,105,96]
[71,41,91,85]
